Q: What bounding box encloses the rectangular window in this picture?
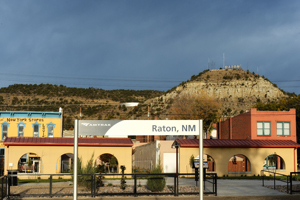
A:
[257,122,271,136]
[48,125,54,137]
[33,125,39,137]
[277,122,290,136]
[18,125,24,137]
[2,125,7,140]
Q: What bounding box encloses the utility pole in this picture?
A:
[223,53,225,69]
[147,104,150,142]
[80,105,82,120]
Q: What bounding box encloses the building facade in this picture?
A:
[0,109,63,175]
[173,139,299,176]
[217,108,297,142]
[171,108,299,176]
[4,137,133,175]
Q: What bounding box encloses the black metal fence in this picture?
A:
[203,172,217,196]
[6,172,217,198]
[290,172,300,194]
[261,170,290,194]
[261,170,300,194]
[0,176,7,200]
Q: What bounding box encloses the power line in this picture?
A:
[0,72,182,83]
[2,72,300,85]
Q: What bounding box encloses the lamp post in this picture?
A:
[173,141,179,196]
[274,152,277,173]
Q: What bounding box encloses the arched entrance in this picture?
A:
[95,153,119,173]
[18,153,41,173]
[204,154,215,172]
[58,153,74,173]
[228,154,251,174]
[263,154,285,170]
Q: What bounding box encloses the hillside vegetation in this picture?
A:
[0,84,164,129]
[0,68,294,130]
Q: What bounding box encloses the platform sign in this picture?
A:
[78,120,200,136]
[73,120,203,200]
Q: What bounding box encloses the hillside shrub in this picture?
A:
[146,165,166,192]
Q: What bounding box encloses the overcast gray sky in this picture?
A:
[0,0,299,94]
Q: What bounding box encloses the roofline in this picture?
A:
[173,139,300,148]
[178,144,300,148]
[5,143,133,147]
[4,137,133,147]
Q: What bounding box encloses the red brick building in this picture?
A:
[217,108,297,142]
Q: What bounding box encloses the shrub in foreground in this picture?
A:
[146,165,166,192]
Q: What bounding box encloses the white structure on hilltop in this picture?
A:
[224,65,242,69]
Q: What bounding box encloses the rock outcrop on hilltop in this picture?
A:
[147,69,288,116]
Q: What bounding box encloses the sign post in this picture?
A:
[73,120,78,200]
[73,120,203,200]
[199,120,203,200]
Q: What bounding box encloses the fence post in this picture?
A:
[94,174,97,197]
[134,174,137,197]
[174,174,177,196]
[177,173,179,196]
[2,177,4,200]
[287,175,289,194]
[262,171,264,186]
[1,177,3,200]
[49,175,52,197]
[7,176,10,197]
[215,174,217,196]
[290,172,293,194]
[91,175,93,197]
[273,172,275,190]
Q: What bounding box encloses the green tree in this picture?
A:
[0,96,4,104]
[169,93,222,138]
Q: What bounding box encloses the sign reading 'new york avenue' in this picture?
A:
[78,120,201,136]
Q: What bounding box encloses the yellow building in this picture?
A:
[173,139,300,176]
[0,109,63,175]
[4,137,133,175]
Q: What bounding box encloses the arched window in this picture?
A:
[204,154,215,172]
[47,122,55,137]
[1,121,9,140]
[18,153,41,173]
[263,154,285,170]
[228,154,251,174]
[32,122,41,137]
[58,153,74,173]
[96,153,119,173]
[17,122,26,137]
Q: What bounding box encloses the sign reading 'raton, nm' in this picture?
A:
[78,120,201,136]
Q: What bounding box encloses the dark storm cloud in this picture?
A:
[0,0,299,93]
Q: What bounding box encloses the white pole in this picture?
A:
[73,120,78,200]
[199,120,203,200]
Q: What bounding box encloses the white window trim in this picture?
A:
[277,122,290,136]
[257,121,271,136]
[1,122,9,141]
[47,122,55,137]
[32,122,41,137]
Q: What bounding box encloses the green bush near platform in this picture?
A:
[146,165,166,192]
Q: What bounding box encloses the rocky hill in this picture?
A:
[0,69,289,129]
[146,68,288,117]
